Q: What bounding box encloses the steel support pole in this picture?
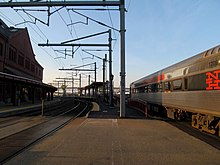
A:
[109,30,113,106]
[120,0,126,117]
[88,75,91,96]
[58,81,59,96]
[72,77,74,96]
[94,62,97,97]
[103,54,107,98]
[41,99,44,116]
[79,74,81,96]
[64,80,66,96]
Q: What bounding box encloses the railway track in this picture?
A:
[0,98,82,130]
[0,99,76,139]
[0,98,92,164]
[0,99,77,140]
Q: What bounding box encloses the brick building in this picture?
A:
[0,19,56,105]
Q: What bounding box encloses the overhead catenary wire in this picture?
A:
[106,6,119,51]
[32,38,63,68]
[2,2,122,85]
[15,8,50,26]
[127,0,132,11]
[107,6,117,40]
[67,7,119,72]
[65,7,90,65]
[0,5,65,68]
[66,6,73,35]
[18,6,67,67]
[69,9,120,32]
[13,7,65,67]
[55,6,85,64]
[55,6,73,38]
[0,11,16,25]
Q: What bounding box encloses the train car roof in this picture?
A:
[131,44,220,86]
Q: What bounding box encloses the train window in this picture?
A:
[145,86,148,93]
[184,78,188,90]
[188,73,206,90]
[148,85,152,93]
[203,49,214,58]
[173,79,182,90]
[203,51,208,57]
[137,87,145,93]
[0,82,2,95]
[0,43,3,56]
[212,47,219,54]
[210,48,215,54]
[207,49,213,56]
[151,83,158,92]
[158,83,162,92]
[164,82,171,91]
[134,89,137,94]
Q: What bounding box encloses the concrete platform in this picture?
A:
[4,117,220,165]
[2,99,220,164]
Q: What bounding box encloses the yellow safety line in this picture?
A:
[91,102,100,111]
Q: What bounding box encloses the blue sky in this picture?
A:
[1,0,220,88]
[126,0,220,86]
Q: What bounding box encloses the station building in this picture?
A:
[0,19,56,106]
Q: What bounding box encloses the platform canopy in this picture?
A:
[84,82,104,90]
[0,72,57,91]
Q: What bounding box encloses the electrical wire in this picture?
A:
[31,38,63,68]
[70,9,120,32]
[127,0,132,11]
[13,7,65,68]
[2,2,122,83]
[106,6,119,51]
[0,4,65,71]
[56,6,85,64]
[55,6,73,38]
[107,6,117,40]
[17,7,66,67]
[65,7,86,65]
[0,11,16,25]
[67,8,120,70]
[66,6,73,36]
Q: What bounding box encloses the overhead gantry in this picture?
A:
[0,0,126,117]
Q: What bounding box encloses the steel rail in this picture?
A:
[0,99,76,141]
[0,99,91,164]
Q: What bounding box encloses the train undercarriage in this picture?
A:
[165,107,220,137]
[192,114,220,137]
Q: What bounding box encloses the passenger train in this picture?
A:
[130,45,220,137]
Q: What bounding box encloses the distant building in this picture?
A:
[0,19,56,106]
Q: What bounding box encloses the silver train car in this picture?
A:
[130,45,220,136]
